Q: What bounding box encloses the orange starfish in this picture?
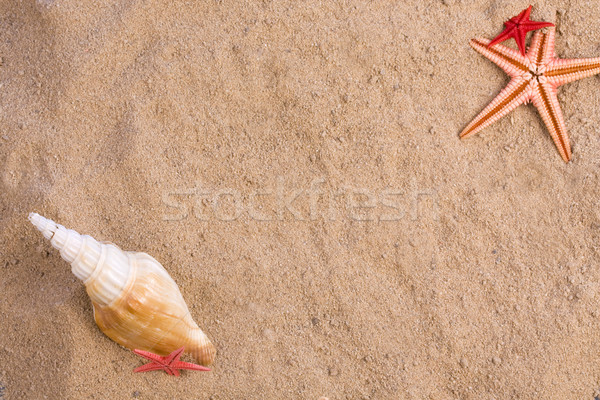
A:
[133,346,211,376]
[461,27,600,162]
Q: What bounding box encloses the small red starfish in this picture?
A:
[488,5,554,56]
[133,347,211,376]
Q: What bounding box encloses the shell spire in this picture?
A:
[29,212,216,366]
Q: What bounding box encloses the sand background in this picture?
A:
[2,0,600,398]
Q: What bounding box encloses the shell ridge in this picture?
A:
[55,225,73,251]
[144,314,186,355]
[71,234,87,267]
[187,325,216,365]
[107,252,138,308]
[42,217,58,240]
[83,239,108,286]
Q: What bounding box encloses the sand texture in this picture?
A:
[2,0,600,399]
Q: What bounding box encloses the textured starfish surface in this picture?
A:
[488,5,554,56]
[461,27,600,162]
[133,347,210,376]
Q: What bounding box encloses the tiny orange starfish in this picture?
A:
[133,347,211,376]
[461,27,600,162]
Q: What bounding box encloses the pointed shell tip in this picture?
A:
[28,212,46,229]
[28,213,59,241]
[29,212,40,227]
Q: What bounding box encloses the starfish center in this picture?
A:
[528,63,547,78]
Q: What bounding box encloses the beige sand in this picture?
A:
[2,0,600,398]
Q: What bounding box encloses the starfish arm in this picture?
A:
[488,25,517,48]
[134,362,167,373]
[526,30,544,61]
[471,38,529,76]
[530,81,571,161]
[133,349,165,363]
[521,20,555,30]
[539,27,557,63]
[519,5,532,23]
[173,361,211,371]
[514,27,527,56]
[460,76,532,138]
[545,57,600,86]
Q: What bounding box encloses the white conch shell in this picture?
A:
[29,212,216,365]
